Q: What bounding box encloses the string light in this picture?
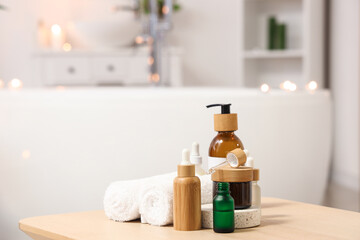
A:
[162,6,170,14]
[51,24,62,35]
[22,150,31,159]
[135,36,144,44]
[0,79,4,88]
[148,57,154,65]
[8,78,23,89]
[149,73,160,83]
[56,86,66,91]
[280,80,297,92]
[306,81,318,91]
[62,43,72,52]
[260,83,270,93]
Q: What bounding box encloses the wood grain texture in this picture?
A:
[173,176,201,231]
[227,148,247,167]
[19,198,360,240]
[211,165,253,182]
[214,113,238,131]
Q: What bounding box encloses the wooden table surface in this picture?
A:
[19,198,360,240]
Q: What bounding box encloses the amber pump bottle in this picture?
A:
[207,104,250,209]
[207,104,244,169]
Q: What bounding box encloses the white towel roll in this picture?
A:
[139,174,213,226]
[104,173,213,224]
[103,179,141,221]
[139,184,173,226]
[104,172,176,222]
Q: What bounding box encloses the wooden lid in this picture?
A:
[253,168,260,181]
[177,164,195,177]
[226,148,247,167]
[214,113,238,131]
[211,165,253,182]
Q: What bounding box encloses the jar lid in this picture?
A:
[253,168,260,181]
[211,165,253,182]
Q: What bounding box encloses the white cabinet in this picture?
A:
[38,48,183,86]
[44,57,90,85]
[90,57,128,84]
[128,56,149,84]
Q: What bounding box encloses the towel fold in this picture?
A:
[104,173,213,225]
[104,172,176,222]
[139,174,213,226]
[139,184,173,226]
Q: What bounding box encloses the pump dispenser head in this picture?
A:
[206,103,238,132]
[206,104,231,114]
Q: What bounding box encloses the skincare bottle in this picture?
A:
[252,169,261,208]
[244,155,261,208]
[207,104,244,170]
[207,104,244,206]
[213,182,234,233]
[190,142,207,176]
[173,149,201,231]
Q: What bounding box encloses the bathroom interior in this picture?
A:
[0,0,359,239]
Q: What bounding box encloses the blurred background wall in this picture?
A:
[326,0,359,210]
[0,0,241,87]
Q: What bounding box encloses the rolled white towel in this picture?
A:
[199,174,213,204]
[139,184,173,226]
[104,179,140,221]
[139,174,213,226]
[104,172,176,222]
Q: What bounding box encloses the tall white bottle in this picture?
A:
[190,142,207,176]
[245,155,261,208]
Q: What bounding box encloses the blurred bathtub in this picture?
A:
[0,87,331,239]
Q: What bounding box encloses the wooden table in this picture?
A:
[19,198,360,240]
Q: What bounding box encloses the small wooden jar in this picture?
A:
[211,166,253,209]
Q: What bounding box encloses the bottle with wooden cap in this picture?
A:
[207,104,245,207]
[252,168,261,208]
[206,104,244,170]
[173,149,201,231]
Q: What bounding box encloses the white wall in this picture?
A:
[330,0,360,192]
[0,0,240,87]
[0,88,332,240]
[168,0,240,86]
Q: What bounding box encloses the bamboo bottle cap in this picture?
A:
[253,168,260,181]
[226,148,247,167]
[214,113,238,131]
[211,165,253,182]
[178,164,195,177]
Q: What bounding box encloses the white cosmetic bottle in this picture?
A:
[245,155,261,208]
[190,142,207,176]
[252,168,261,208]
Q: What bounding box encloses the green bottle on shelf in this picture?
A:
[213,182,235,233]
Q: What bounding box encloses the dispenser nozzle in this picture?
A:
[206,104,231,114]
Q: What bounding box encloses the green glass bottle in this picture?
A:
[213,182,235,233]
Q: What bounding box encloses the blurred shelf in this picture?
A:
[243,50,303,59]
